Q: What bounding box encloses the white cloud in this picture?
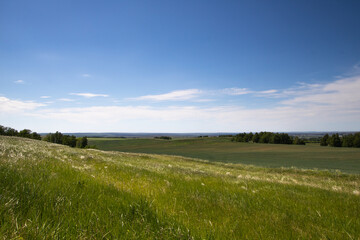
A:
[14,80,25,84]
[0,97,46,113]
[131,89,202,101]
[221,88,279,96]
[258,89,278,94]
[222,88,252,95]
[27,101,360,132]
[40,96,51,99]
[282,76,360,109]
[58,98,75,102]
[70,93,109,98]
[81,74,91,77]
[2,76,360,132]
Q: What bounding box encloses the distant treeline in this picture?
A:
[43,131,89,148]
[218,134,234,137]
[320,133,360,148]
[0,125,41,140]
[154,136,172,140]
[0,125,92,148]
[231,132,306,145]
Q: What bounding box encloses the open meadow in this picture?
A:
[89,137,360,174]
[1,136,359,239]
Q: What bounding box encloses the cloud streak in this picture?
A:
[130,89,202,101]
[58,98,75,102]
[70,93,109,98]
[14,80,25,84]
[221,88,252,95]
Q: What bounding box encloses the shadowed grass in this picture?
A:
[1,136,360,239]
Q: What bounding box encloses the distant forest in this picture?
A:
[231,132,306,145]
[320,133,360,148]
[0,125,90,148]
[0,125,41,140]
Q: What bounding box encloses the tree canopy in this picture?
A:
[320,133,360,148]
[231,132,304,145]
[0,125,41,140]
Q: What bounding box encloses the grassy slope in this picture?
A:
[1,136,360,239]
[88,137,360,174]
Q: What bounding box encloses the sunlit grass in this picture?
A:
[1,136,359,239]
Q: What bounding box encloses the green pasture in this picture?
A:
[1,136,359,239]
[89,137,360,174]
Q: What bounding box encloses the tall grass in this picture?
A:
[1,136,359,239]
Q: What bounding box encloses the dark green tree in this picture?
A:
[271,134,281,144]
[19,129,32,138]
[252,133,260,143]
[62,135,77,147]
[76,137,88,148]
[31,132,42,140]
[81,137,88,148]
[5,127,18,136]
[320,134,329,146]
[329,134,342,147]
[342,134,354,147]
[0,125,5,135]
[353,133,360,148]
[293,136,305,145]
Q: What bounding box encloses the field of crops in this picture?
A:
[89,137,360,174]
[1,136,359,239]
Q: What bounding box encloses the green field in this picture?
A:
[89,137,360,174]
[1,136,360,239]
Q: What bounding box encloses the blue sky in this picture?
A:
[1,0,360,132]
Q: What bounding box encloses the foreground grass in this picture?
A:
[1,136,360,239]
[89,137,360,174]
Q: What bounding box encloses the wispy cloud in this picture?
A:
[81,74,91,78]
[58,98,75,102]
[1,76,360,132]
[131,89,202,101]
[282,76,360,108]
[220,88,279,96]
[0,97,45,113]
[27,98,360,132]
[221,88,252,95]
[40,96,51,99]
[70,93,109,98]
[14,80,25,84]
[258,89,278,94]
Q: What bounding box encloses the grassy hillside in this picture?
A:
[89,137,360,174]
[1,136,360,239]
